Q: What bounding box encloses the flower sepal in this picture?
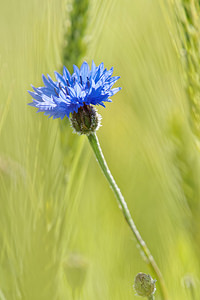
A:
[70,104,101,135]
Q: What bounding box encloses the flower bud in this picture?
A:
[70,104,101,135]
[134,273,156,297]
[63,253,88,292]
[182,274,196,296]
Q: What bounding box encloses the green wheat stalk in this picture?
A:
[59,0,89,170]
[170,0,200,257]
[174,0,200,140]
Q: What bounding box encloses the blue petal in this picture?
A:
[67,86,76,98]
[108,87,122,96]
[102,67,113,82]
[28,61,121,119]
[74,83,82,97]
[28,100,39,107]
[47,75,57,88]
[93,64,103,82]
[103,76,120,90]
[28,91,43,101]
[90,60,96,79]
[31,85,42,94]
[42,75,54,89]
[54,72,66,86]
[63,66,71,81]
[80,62,89,83]
[99,62,104,73]
[73,64,80,79]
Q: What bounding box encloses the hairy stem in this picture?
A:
[88,132,169,300]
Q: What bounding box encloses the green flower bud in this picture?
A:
[134,273,156,297]
[70,104,101,135]
[63,253,88,293]
[182,274,196,297]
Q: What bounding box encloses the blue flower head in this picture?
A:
[28,61,121,120]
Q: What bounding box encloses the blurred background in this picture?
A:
[0,0,200,299]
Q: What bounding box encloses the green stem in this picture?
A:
[87,133,169,300]
[148,295,155,300]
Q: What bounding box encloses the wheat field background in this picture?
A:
[0,0,200,299]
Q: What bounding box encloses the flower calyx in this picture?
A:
[70,104,101,135]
